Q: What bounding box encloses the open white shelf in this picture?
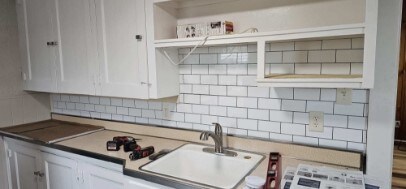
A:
[154,24,365,48]
[147,0,378,89]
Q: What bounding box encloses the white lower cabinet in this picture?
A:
[7,142,43,189]
[2,138,172,189]
[42,153,79,189]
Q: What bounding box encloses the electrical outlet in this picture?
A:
[162,104,170,119]
[309,112,324,132]
[336,88,352,105]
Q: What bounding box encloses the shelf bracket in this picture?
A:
[257,40,266,80]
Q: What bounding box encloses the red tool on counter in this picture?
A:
[106,136,139,152]
[265,152,282,189]
[129,146,155,161]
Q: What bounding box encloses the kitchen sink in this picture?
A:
[140,144,264,189]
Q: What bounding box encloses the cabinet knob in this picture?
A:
[34,171,45,177]
[135,35,142,40]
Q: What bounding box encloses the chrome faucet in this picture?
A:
[199,123,237,157]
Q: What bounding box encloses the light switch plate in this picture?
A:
[162,104,170,119]
[336,88,352,105]
[309,111,324,132]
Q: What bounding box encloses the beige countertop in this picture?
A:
[56,129,269,189]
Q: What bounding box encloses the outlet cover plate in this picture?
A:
[336,88,352,105]
[309,111,324,132]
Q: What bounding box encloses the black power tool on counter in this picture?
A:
[129,146,155,161]
[106,136,140,152]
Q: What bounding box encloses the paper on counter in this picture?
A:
[290,164,365,189]
[281,166,297,189]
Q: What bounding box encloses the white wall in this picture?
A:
[366,0,403,188]
[0,0,51,188]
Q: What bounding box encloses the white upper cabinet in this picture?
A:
[16,0,178,99]
[94,0,149,99]
[52,0,97,95]
[16,0,58,93]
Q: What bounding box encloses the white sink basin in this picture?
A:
[141,144,264,189]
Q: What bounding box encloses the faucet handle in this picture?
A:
[212,123,222,135]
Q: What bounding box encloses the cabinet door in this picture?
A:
[15,0,57,92]
[51,0,97,95]
[83,163,124,189]
[125,177,174,189]
[42,152,79,189]
[7,142,43,189]
[94,0,149,99]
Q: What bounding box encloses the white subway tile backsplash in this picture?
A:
[129,108,141,117]
[258,98,281,110]
[282,100,306,112]
[269,133,293,142]
[269,64,295,74]
[117,107,128,115]
[306,101,334,114]
[185,114,201,123]
[293,136,318,146]
[333,128,362,143]
[281,123,306,136]
[294,88,320,100]
[324,114,347,128]
[227,86,247,97]
[336,50,363,63]
[306,126,333,139]
[227,107,248,118]
[283,51,308,63]
[258,121,280,133]
[270,88,293,99]
[321,63,351,75]
[270,42,294,51]
[200,95,218,105]
[200,54,218,64]
[295,64,321,74]
[198,115,217,126]
[192,65,209,74]
[248,109,269,120]
[269,110,293,123]
[237,97,257,108]
[210,86,227,96]
[352,38,364,49]
[237,76,256,86]
[218,53,238,64]
[265,52,283,63]
[52,41,368,152]
[210,106,227,116]
[122,99,135,108]
[320,89,336,101]
[238,53,257,64]
[193,85,209,95]
[183,75,200,84]
[308,50,335,63]
[348,116,367,130]
[295,41,321,50]
[218,117,237,128]
[248,130,269,139]
[218,96,237,107]
[237,119,258,130]
[228,128,248,136]
[227,64,248,75]
[319,139,347,149]
[219,75,237,85]
[201,75,218,85]
[334,103,364,116]
[293,112,309,124]
[322,39,351,49]
[184,94,201,104]
[248,87,269,98]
